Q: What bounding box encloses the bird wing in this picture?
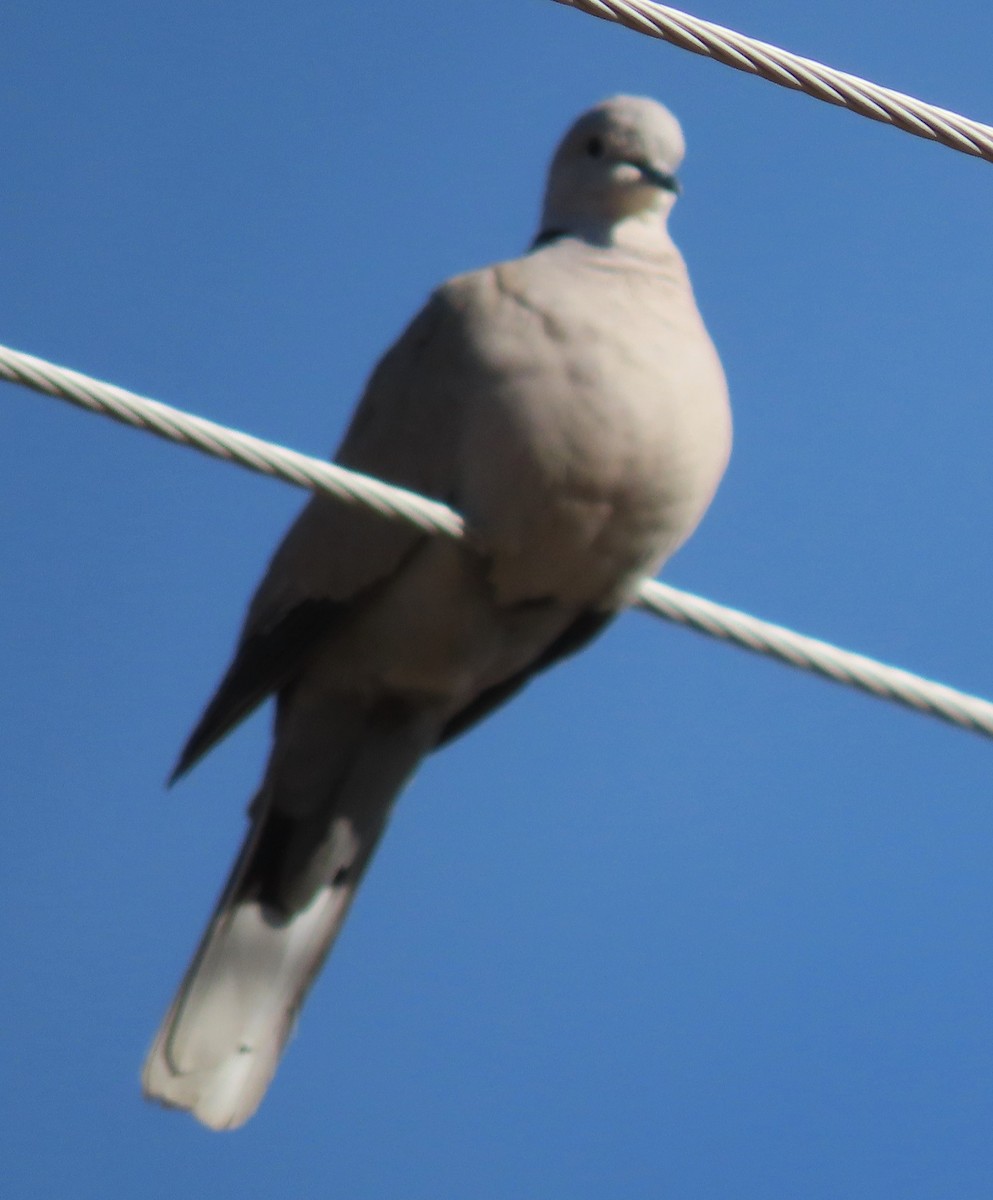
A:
[172,288,471,778]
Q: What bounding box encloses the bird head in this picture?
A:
[539,95,686,246]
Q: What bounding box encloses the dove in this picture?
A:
[142,94,732,1129]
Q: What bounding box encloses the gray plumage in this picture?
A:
[142,95,732,1129]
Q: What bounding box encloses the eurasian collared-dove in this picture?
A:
[142,95,732,1130]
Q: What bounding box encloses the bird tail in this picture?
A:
[143,704,433,1130]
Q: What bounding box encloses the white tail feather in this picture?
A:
[144,701,438,1128]
[143,882,352,1130]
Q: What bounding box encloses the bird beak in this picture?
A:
[632,160,681,195]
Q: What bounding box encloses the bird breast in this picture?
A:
[452,248,731,607]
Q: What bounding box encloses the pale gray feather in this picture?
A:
[143,95,731,1130]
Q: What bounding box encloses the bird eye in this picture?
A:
[586,136,604,158]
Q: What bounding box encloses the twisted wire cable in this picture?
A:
[4,340,992,741]
[638,582,993,738]
[0,344,463,540]
[554,0,993,163]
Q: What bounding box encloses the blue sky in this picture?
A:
[4,1,993,1196]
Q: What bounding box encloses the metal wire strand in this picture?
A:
[4,340,992,743]
[0,344,463,540]
[554,0,993,163]
[638,582,993,739]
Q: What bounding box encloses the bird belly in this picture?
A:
[461,342,729,606]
